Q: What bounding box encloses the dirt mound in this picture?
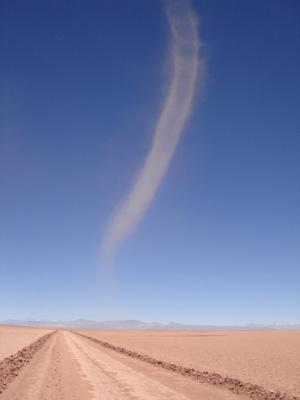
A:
[0,331,54,394]
[74,331,299,400]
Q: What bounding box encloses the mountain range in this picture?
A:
[1,319,299,330]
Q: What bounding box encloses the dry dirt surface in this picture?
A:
[75,329,300,399]
[0,331,54,393]
[0,330,249,400]
[0,326,52,361]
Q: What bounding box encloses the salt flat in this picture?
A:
[76,329,300,398]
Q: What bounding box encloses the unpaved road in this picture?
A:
[0,330,243,400]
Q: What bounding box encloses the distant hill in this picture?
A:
[1,319,299,330]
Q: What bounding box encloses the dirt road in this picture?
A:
[0,330,242,400]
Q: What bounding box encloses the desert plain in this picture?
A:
[0,325,299,400]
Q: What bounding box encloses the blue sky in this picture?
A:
[0,0,299,325]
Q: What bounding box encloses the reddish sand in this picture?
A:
[0,325,52,361]
[1,327,299,399]
[0,331,241,400]
[76,329,300,398]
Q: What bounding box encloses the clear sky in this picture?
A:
[1,0,299,325]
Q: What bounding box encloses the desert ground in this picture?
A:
[76,329,300,398]
[0,325,52,360]
[0,326,299,400]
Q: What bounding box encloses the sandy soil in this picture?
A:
[0,331,54,393]
[0,326,52,361]
[75,329,300,398]
[0,330,244,400]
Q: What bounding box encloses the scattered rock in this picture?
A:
[0,331,54,393]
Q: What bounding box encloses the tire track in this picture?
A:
[64,331,189,400]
